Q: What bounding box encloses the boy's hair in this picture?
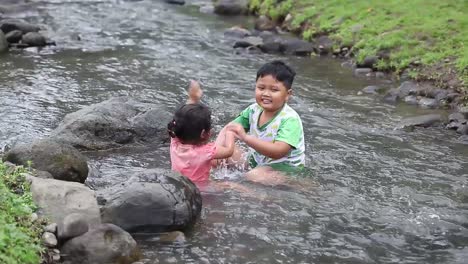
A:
[167,103,212,143]
[256,60,296,90]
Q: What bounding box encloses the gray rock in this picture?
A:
[164,0,185,5]
[383,88,399,103]
[418,97,438,108]
[357,56,378,69]
[224,26,251,38]
[361,85,385,95]
[0,31,7,52]
[233,36,263,48]
[31,212,39,222]
[398,81,418,98]
[34,169,54,179]
[214,0,248,16]
[446,121,461,130]
[101,169,202,232]
[315,35,333,55]
[398,114,443,128]
[5,29,21,43]
[254,15,276,31]
[434,89,449,101]
[61,224,140,264]
[403,95,418,105]
[258,36,283,53]
[0,19,40,34]
[58,213,90,241]
[354,68,372,75]
[375,71,386,79]
[50,97,171,150]
[448,112,465,123]
[457,124,468,135]
[458,106,468,119]
[42,232,58,247]
[281,38,315,56]
[3,138,88,183]
[44,223,58,234]
[21,32,46,47]
[28,176,101,240]
[446,93,461,103]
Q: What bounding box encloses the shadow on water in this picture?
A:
[0,0,467,263]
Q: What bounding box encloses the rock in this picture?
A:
[458,106,468,119]
[0,31,7,52]
[375,71,386,79]
[158,231,186,243]
[446,93,460,103]
[61,224,140,264]
[361,85,385,95]
[0,19,40,34]
[34,169,54,179]
[316,35,333,55]
[258,35,283,53]
[224,26,251,38]
[245,45,262,54]
[281,38,315,56]
[50,97,171,150]
[457,124,468,135]
[398,114,443,128]
[21,32,46,47]
[42,232,58,247]
[233,36,263,48]
[383,88,399,103]
[434,89,449,101]
[403,95,418,105]
[398,81,418,98]
[354,68,372,75]
[254,15,276,31]
[58,213,90,241]
[51,249,61,262]
[101,169,202,232]
[214,0,248,16]
[3,138,88,183]
[5,29,21,43]
[31,212,39,222]
[45,223,58,234]
[446,121,461,130]
[357,56,378,69]
[164,0,185,5]
[449,112,466,123]
[418,97,439,108]
[199,5,214,14]
[28,176,101,241]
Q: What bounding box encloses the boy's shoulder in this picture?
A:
[280,104,302,120]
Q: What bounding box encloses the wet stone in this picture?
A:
[42,232,58,247]
[418,97,438,108]
[44,223,57,234]
[403,95,418,105]
[354,68,372,75]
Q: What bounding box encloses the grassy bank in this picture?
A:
[249,0,467,92]
[0,161,44,264]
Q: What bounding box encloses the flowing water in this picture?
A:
[1,1,467,263]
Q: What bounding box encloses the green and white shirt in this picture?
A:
[233,103,305,170]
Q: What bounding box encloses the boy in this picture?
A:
[222,60,305,185]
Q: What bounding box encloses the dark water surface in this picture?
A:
[1,1,467,263]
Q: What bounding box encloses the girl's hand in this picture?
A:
[188,80,203,104]
[227,123,247,141]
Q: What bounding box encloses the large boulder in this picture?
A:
[0,31,7,52]
[28,176,101,241]
[214,0,248,16]
[3,138,88,183]
[61,224,140,264]
[0,19,40,34]
[100,169,202,232]
[50,97,171,150]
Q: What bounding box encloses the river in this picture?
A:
[0,0,467,263]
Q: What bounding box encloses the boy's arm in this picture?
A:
[213,131,235,159]
[228,123,292,160]
[187,80,203,104]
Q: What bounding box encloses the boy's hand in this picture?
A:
[187,80,203,104]
[227,123,247,141]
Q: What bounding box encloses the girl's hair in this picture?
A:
[167,103,212,143]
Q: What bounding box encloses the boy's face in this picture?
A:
[255,75,291,113]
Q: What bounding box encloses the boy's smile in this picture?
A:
[255,75,291,114]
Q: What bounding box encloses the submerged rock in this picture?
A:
[61,224,140,264]
[3,138,88,183]
[100,169,202,232]
[50,97,171,150]
[398,114,443,129]
[214,0,248,16]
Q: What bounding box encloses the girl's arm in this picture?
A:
[187,80,203,104]
[213,130,235,159]
[228,123,291,160]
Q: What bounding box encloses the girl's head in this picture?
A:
[167,103,212,144]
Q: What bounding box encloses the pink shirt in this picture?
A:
[170,138,217,183]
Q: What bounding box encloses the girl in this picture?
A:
[167,81,236,184]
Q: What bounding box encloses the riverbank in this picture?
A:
[248,0,467,100]
[0,161,44,264]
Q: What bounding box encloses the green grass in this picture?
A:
[0,161,45,264]
[249,0,468,89]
